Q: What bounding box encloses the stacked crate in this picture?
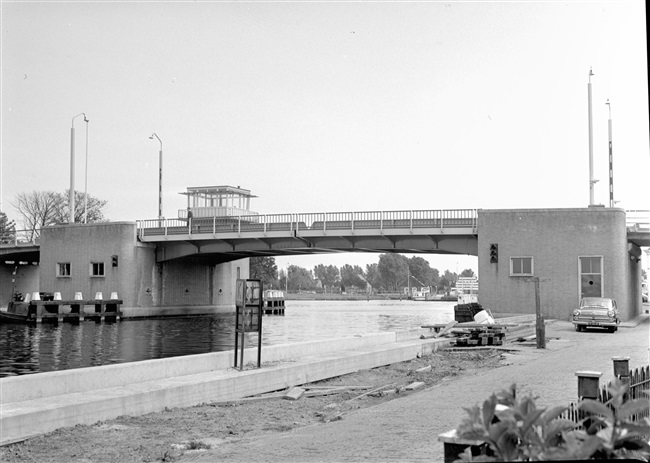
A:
[455,326,505,347]
[453,303,484,323]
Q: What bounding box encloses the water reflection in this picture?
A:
[0,300,454,377]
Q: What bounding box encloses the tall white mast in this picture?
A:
[587,68,596,205]
[606,100,614,207]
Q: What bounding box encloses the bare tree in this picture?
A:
[12,191,64,240]
[56,189,108,224]
[12,190,108,240]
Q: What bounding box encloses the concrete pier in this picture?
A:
[0,329,451,446]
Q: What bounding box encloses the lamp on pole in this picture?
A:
[149,133,163,220]
[83,115,90,223]
[70,113,86,223]
[587,68,598,205]
[606,99,614,208]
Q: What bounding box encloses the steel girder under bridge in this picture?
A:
[136,210,479,264]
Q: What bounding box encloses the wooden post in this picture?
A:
[534,277,545,349]
[234,308,240,368]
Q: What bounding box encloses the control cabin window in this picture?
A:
[510,257,533,276]
[57,262,71,277]
[90,262,105,277]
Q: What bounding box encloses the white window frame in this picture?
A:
[510,256,534,276]
[57,262,71,278]
[578,255,604,300]
[90,261,105,277]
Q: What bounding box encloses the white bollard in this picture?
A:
[74,292,83,300]
[54,292,62,301]
[95,292,103,300]
[110,292,118,300]
[31,292,41,301]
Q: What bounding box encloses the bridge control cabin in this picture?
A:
[178,186,258,220]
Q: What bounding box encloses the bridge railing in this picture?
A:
[0,229,40,246]
[626,210,649,231]
[136,209,478,238]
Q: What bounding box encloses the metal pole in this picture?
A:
[70,113,85,223]
[149,133,163,220]
[606,100,614,208]
[70,126,75,223]
[159,147,163,220]
[587,69,595,206]
[83,116,89,223]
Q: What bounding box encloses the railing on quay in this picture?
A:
[136,209,479,239]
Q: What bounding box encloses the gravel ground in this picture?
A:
[0,350,504,463]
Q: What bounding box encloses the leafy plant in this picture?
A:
[454,379,650,461]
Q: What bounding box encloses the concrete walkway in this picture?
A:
[183,315,650,462]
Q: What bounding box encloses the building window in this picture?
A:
[510,257,533,276]
[579,256,603,298]
[90,262,105,277]
[57,262,71,277]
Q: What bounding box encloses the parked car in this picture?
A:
[573,297,620,332]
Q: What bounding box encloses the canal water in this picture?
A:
[0,300,455,377]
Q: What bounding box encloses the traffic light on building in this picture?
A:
[489,244,498,263]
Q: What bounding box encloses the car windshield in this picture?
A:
[580,298,613,309]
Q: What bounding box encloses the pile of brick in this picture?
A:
[455,326,505,347]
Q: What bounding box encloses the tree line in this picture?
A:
[250,255,476,294]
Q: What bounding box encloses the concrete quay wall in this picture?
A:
[0,331,407,404]
[0,331,448,446]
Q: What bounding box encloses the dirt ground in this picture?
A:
[0,349,505,463]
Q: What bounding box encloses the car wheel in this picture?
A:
[607,327,616,333]
[575,324,582,332]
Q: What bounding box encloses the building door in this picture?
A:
[579,256,603,298]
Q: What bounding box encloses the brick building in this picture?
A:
[37,222,248,316]
[477,208,644,321]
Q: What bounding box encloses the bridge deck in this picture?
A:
[136,209,479,241]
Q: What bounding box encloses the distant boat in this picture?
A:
[409,286,431,301]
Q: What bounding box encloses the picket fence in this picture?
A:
[561,364,650,424]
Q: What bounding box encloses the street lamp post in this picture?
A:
[83,115,90,223]
[70,113,86,223]
[149,133,163,221]
[606,100,614,208]
[587,69,598,205]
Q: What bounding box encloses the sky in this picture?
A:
[1,0,649,276]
